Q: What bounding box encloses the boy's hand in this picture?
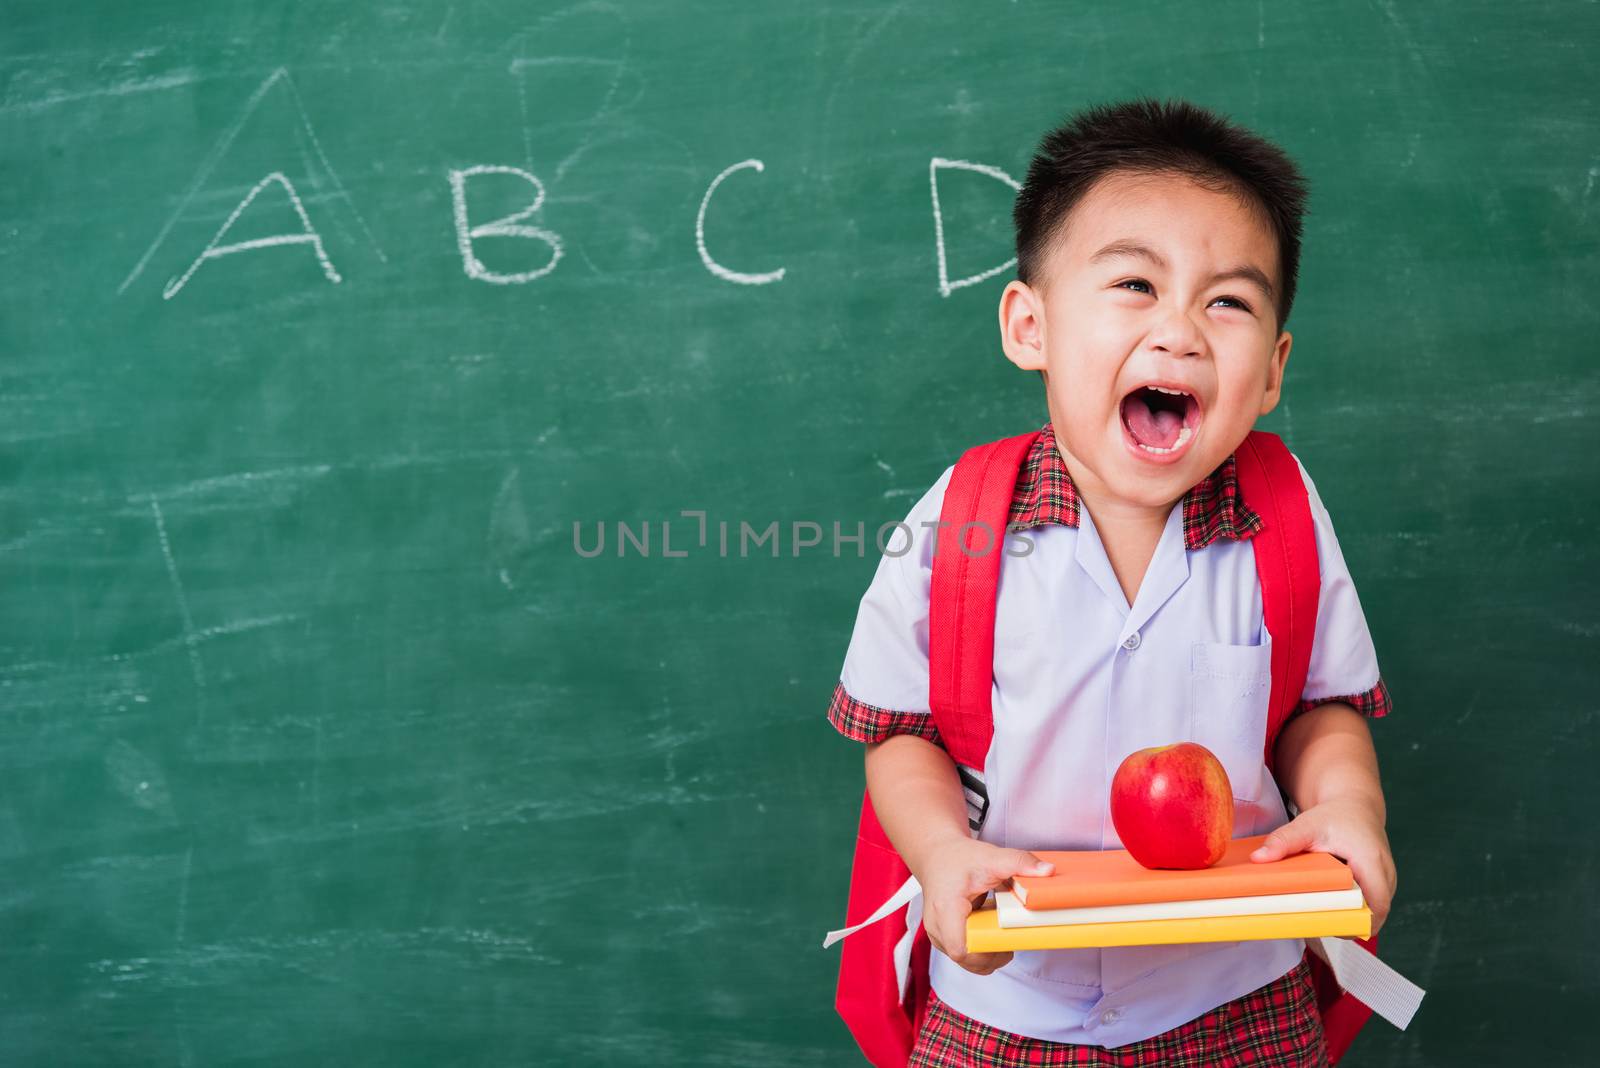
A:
[1249,797,1397,935]
[917,836,1055,975]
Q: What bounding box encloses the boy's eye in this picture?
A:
[1114,279,1252,314]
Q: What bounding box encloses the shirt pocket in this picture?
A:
[1189,637,1273,804]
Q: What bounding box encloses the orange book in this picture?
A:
[1011,835,1354,910]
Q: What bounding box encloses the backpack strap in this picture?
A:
[1233,430,1320,773]
[927,430,1042,769]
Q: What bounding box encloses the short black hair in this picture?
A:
[1013,97,1309,333]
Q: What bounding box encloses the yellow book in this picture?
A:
[966,901,1372,952]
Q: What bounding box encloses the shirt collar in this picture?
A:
[1008,421,1263,550]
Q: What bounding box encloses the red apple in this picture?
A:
[1109,742,1233,869]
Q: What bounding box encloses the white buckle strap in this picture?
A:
[1307,935,1426,1030]
[895,891,924,1003]
[820,874,925,1006]
[822,873,921,950]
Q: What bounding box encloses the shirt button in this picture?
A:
[1121,632,1141,651]
[1102,1008,1122,1024]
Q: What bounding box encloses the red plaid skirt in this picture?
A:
[908,956,1329,1067]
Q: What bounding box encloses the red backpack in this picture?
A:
[829,429,1379,1065]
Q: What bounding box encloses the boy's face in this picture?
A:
[999,170,1293,514]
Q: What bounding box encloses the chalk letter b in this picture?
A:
[448,165,564,285]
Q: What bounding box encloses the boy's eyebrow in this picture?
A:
[1088,239,1275,300]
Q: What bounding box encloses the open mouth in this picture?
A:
[1119,384,1202,460]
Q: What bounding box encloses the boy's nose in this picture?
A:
[1147,308,1205,358]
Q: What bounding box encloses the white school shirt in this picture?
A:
[835,426,1388,1048]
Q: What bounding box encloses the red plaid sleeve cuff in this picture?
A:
[827,681,943,747]
[1292,677,1392,721]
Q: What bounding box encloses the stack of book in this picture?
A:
[966,834,1371,952]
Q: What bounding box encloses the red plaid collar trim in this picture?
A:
[1008,421,1263,550]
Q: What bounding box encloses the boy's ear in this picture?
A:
[998,280,1048,372]
[1258,330,1293,415]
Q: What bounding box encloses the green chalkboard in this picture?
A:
[2,1,1596,1064]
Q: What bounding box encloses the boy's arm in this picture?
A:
[1271,700,1386,823]
[1251,701,1398,934]
[863,736,971,877]
[863,735,1054,974]
[830,464,1051,974]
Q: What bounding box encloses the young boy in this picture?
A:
[828,98,1396,1064]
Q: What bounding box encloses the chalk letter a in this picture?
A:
[162,172,342,300]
